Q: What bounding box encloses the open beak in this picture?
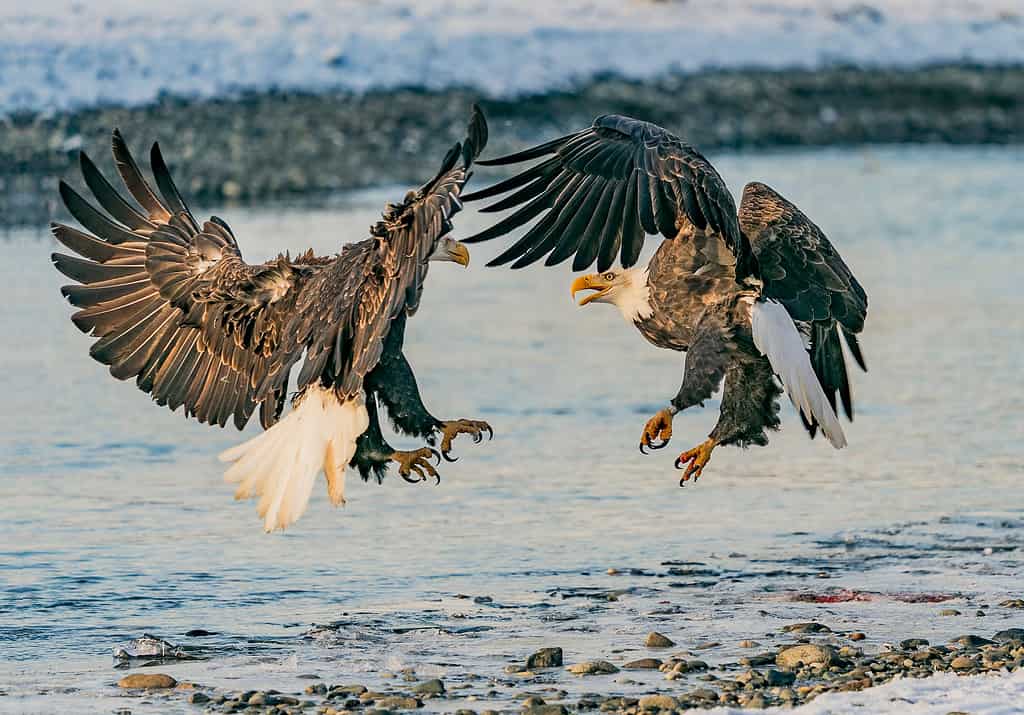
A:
[447,240,470,268]
[571,274,612,306]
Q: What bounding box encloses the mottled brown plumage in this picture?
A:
[465,112,868,479]
[53,107,492,504]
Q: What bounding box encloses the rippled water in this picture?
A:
[1,146,1023,713]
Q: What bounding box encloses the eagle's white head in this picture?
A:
[570,267,653,323]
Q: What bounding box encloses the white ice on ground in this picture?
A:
[2,0,1022,115]
[709,670,1024,715]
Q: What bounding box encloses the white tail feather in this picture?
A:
[751,300,846,449]
[220,386,370,532]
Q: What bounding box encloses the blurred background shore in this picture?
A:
[3,64,1022,227]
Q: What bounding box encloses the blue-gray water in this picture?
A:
[1,146,1022,713]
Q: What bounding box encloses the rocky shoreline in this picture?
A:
[116,621,1024,713]
[2,63,1022,229]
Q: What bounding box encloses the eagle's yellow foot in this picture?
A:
[436,419,493,462]
[640,408,673,453]
[391,447,441,484]
[674,438,717,485]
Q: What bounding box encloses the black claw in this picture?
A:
[428,448,442,466]
[472,431,483,444]
[441,450,459,463]
[639,442,648,455]
[649,439,669,450]
[484,425,493,441]
[401,471,420,484]
[678,476,687,487]
[674,456,686,470]
[433,473,441,486]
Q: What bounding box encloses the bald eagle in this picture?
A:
[463,114,867,482]
[52,107,492,531]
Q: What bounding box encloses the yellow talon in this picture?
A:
[674,438,717,485]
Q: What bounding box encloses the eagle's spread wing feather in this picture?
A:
[463,114,752,275]
[740,181,868,423]
[53,134,331,430]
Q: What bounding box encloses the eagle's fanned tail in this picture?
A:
[751,300,846,449]
[220,387,370,532]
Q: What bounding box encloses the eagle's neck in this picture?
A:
[613,267,654,324]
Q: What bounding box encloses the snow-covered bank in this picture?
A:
[2,0,1023,115]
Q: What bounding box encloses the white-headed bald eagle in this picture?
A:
[52,107,492,531]
[463,113,867,482]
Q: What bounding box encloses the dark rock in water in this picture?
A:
[644,632,675,648]
[184,629,218,637]
[740,653,776,667]
[1000,599,1024,608]
[953,635,995,648]
[413,679,445,695]
[783,622,831,634]
[766,669,796,686]
[849,632,866,641]
[113,634,188,661]
[950,655,977,670]
[473,596,494,604]
[527,648,563,669]
[117,673,177,689]
[525,706,568,715]
[900,638,929,649]
[994,628,1024,643]
[623,658,662,670]
[188,692,210,704]
[940,609,962,616]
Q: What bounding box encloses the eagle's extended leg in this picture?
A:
[366,313,492,463]
[351,395,441,485]
[641,315,732,467]
[676,357,782,485]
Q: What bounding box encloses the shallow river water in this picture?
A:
[1,146,1023,713]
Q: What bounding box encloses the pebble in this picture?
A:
[188,692,210,704]
[1000,599,1024,608]
[776,644,838,669]
[994,628,1024,642]
[644,632,674,648]
[848,632,866,641]
[413,679,445,695]
[783,622,831,634]
[622,658,662,670]
[940,609,962,616]
[951,655,977,670]
[525,706,568,715]
[738,640,760,648]
[375,696,422,709]
[526,648,563,669]
[567,661,619,676]
[117,673,177,689]
[766,669,796,686]
[638,694,678,710]
[953,635,995,648]
[900,638,929,649]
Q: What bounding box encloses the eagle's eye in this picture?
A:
[603,272,616,281]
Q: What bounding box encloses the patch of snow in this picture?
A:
[710,671,1024,715]
[1,0,1023,115]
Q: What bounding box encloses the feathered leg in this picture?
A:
[350,394,440,484]
[365,313,492,462]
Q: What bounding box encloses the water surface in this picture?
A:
[1,146,1022,713]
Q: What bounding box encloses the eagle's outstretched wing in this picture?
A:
[462,114,752,276]
[258,103,489,403]
[739,181,868,423]
[53,132,337,430]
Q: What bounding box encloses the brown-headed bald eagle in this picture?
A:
[52,107,492,531]
[463,114,867,483]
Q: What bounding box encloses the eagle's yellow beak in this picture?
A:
[571,273,613,306]
[447,241,471,268]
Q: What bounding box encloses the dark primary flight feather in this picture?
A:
[463,114,753,276]
[52,107,487,433]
